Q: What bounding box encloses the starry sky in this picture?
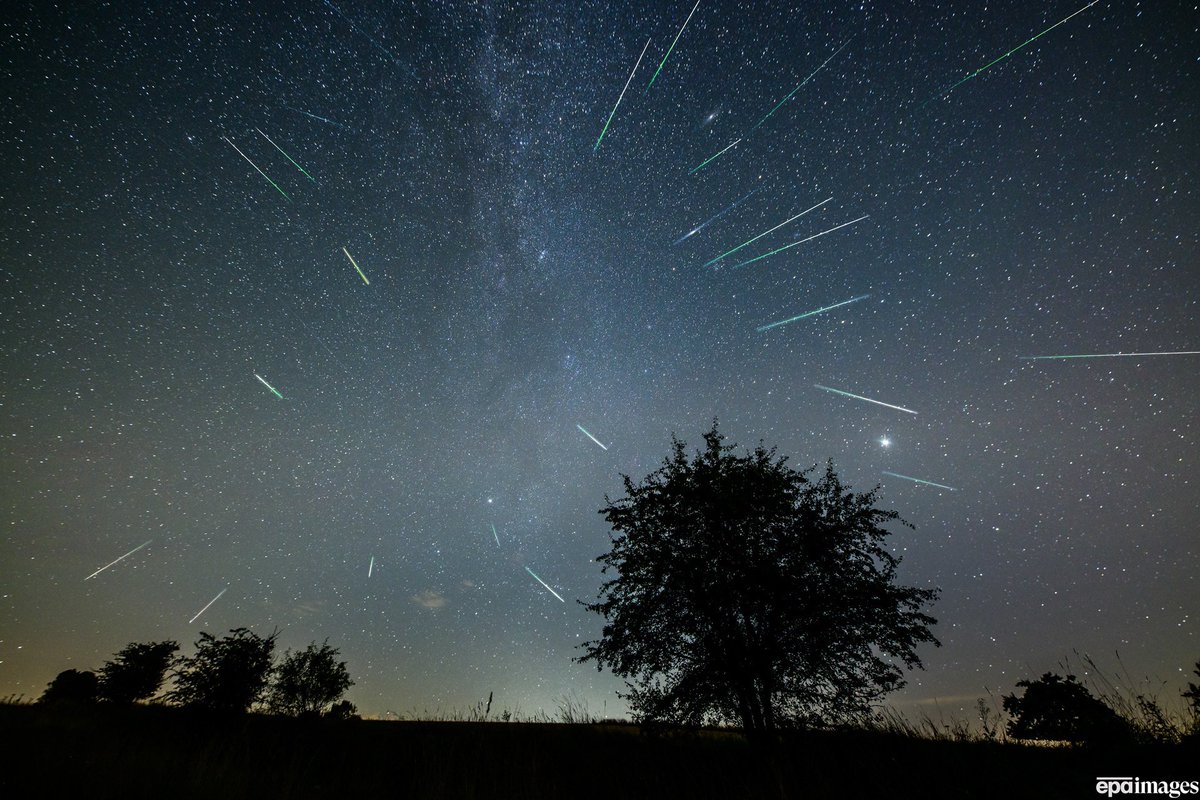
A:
[2,1,1196,720]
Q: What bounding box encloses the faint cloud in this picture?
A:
[412,589,447,609]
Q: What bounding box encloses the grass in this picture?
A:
[0,701,1194,799]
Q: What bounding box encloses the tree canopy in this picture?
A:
[577,422,940,732]
[96,640,179,704]
[267,640,354,717]
[1002,672,1130,743]
[168,628,277,712]
[39,669,99,705]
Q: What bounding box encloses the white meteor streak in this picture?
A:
[813,384,918,415]
[882,471,957,491]
[84,540,151,581]
[1020,350,1200,360]
[189,588,228,624]
[525,566,565,603]
[577,424,609,450]
[730,215,869,270]
[595,37,652,151]
[704,198,832,267]
[368,556,374,577]
[492,524,500,546]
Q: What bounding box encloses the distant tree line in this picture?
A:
[39,628,356,720]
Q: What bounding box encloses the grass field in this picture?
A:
[0,702,1194,799]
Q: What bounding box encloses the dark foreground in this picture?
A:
[0,703,1193,799]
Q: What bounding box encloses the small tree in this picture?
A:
[168,628,277,712]
[97,641,179,704]
[1002,672,1130,743]
[577,422,940,732]
[39,669,99,704]
[266,640,353,717]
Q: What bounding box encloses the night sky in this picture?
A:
[2,1,1197,720]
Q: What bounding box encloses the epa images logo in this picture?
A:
[1096,778,1200,798]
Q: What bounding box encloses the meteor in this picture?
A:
[492,524,500,546]
[757,294,870,332]
[674,187,760,245]
[84,540,151,581]
[255,127,316,183]
[525,566,565,603]
[368,556,374,578]
[577,424,608,451]
[813,384,917,415]
[287,107,353,132]
[882,471,957,491]
[645,0,702,92]
[595,37,652,151]
[255,373,284,400]
[704,198,832,268]
[730,215,869,269]
[929,0,1100,105]
[342,246,370,284]
[748,38,852,133]
[688,138,742,175]
[1020,350,1200,360]
[222,136,291,202]
[189,588,228,624]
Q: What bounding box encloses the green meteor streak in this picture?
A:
[757,294,870,332]
[255,373,284,399]
[342,247,370,285]
[223,136,291,202]
[595,38,651,152]
[256,127,317,183]
[704,198,831,268]
[1019,350,1200,360]
[645,0,701,93]
[748,38,851,133]
[525,566,565,603]
[929,0,1099,104]
[882,471,957,492]
[689,138,741,175]
[730,215,869,269]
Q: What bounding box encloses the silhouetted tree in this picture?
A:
[168,627,277,712]
[577,422,940,732]
[39,669,99,704]
[266,640,353,717]
[324,699,360,721]
[96,640,179,704]
[1002,672,1130,743]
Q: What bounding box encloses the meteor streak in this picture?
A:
[368,556,374,577]
[929,0,1100,104]
[704,198,832,268]
[287,107,353,131]
[577,424,609,450]
[255,373,284,399]
[674,187,760,245]
[757,294,870,332]
[748,38,852,133]
[1020,350,1200,360]
[645,0,702,92]
[813,384,917,415]
[255,127,316,183]
[882,471,957,491]
[688,138,742,175]
[189,588,228,624]
[525,566,565,603]
[730,215,869,269]
[222,136,291,202]
[594,37,652,151]
[492,524,500,546]
[343,247,370,284]
[84,540,151,581]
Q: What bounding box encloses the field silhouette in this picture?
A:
[1,700,1194,799]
